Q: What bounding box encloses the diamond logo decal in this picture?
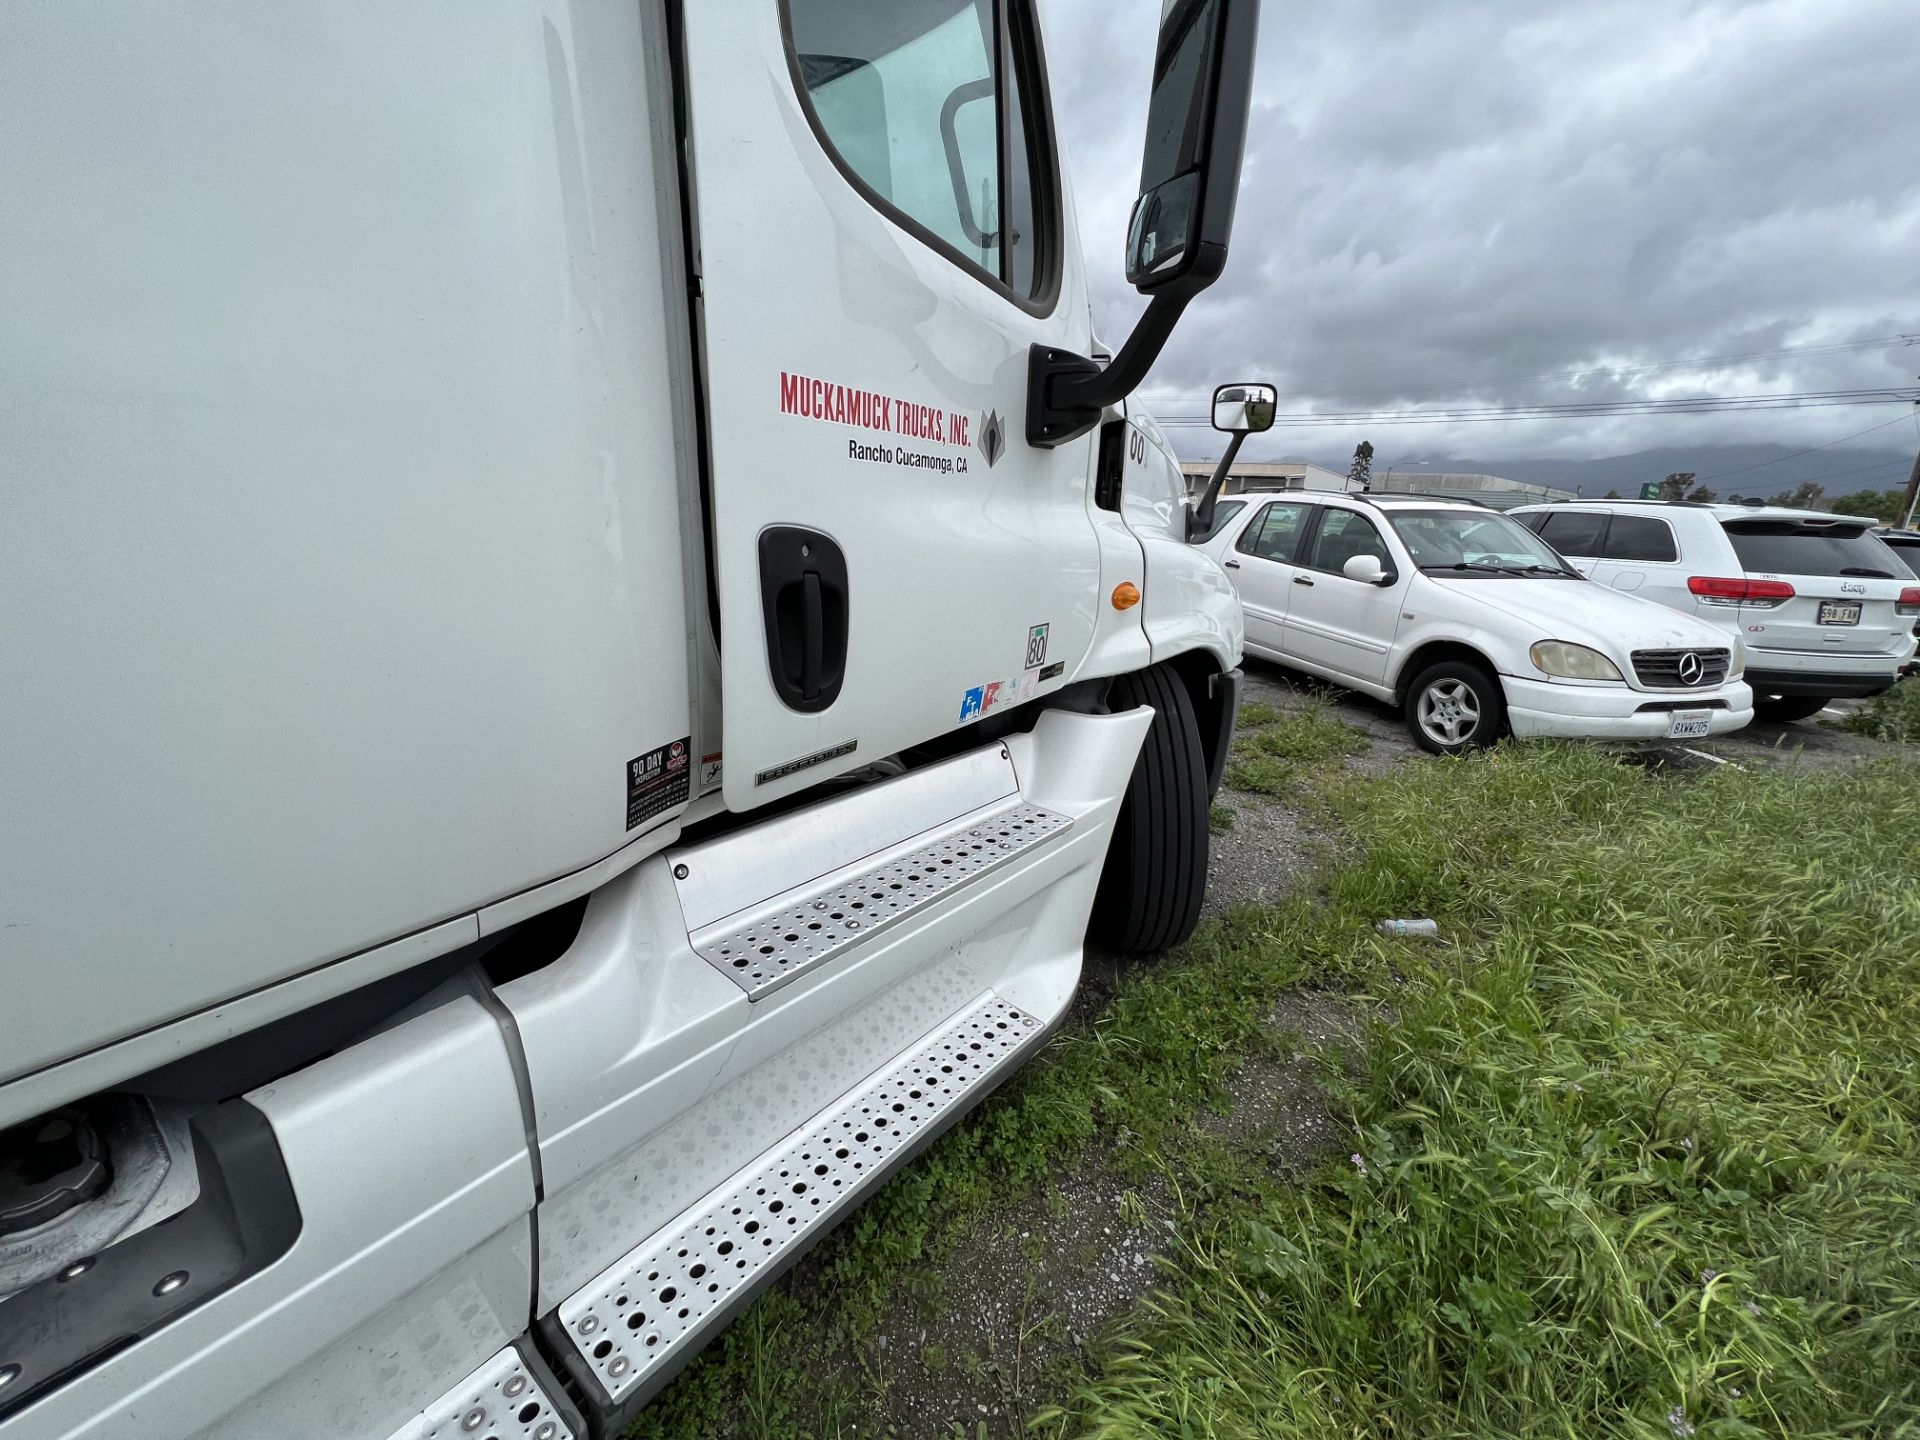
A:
[977,409,1005,468]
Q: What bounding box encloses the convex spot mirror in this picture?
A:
[1125,0,1255,291]
[1212,382,1276,434]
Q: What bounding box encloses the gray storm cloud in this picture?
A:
[1043,0,1920,464]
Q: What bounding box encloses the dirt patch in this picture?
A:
[841,987,1373,1438]
[850,1154,1175,1439]
[1205,990,1367,1172]
[1702,700,1910,772]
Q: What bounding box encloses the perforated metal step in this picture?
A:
[555,993,1039,1405]
[691,801,1071,999]
[390,1342,576,1440]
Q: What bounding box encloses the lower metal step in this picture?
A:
[389,1341,578,1440]
[552,991,1041,1409]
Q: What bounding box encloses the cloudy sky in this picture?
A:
[1043,0,1920,467]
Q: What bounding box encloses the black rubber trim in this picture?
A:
[1094,419,1126,512]
[513,1336,590,1440]
[1745,668,1895,699]
[539,1008,1065,1438]
[1633,699,1730,713]
[1089,664,1209,953]
[1205,668,1243,798]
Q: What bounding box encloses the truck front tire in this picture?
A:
[1089,665,1209,953]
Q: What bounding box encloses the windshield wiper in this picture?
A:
[1516,563,1579,577]
[1838,566,1894,579]
[1429,561,1538,575]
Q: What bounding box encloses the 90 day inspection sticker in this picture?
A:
[627,736,691,830]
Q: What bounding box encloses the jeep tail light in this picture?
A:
[1688,576,1794,607]
[1898,586,1920,617]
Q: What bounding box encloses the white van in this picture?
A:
[1513,501,1920,722]
[0,4,1263,1435]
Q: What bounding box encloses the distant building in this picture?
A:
[1176,460,1349,495]
[1370,472,1576,509]
[1179,461,1576,511]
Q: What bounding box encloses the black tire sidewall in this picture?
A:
[1088,665,1210,954]
[1405,660,1506,754]
[1753,693,1830,724]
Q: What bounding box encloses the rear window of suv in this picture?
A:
[1723,522,1907,578]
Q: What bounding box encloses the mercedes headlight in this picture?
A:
[1530,640,1624,682]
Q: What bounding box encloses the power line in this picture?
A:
[1152,390,1915,428]
[1143,331,1920,406]
[1692,411,1918,480]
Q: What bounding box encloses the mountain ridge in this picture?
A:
[1310,444,1916,500]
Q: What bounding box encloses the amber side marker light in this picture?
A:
[1111,582,1142,610]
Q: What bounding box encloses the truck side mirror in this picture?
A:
[1186,380,1275,542]
[1026,0,1261,448]
[1210,382,1276,435]
[1126,0,1256,293]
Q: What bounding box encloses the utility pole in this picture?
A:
[1899,382,1920,531]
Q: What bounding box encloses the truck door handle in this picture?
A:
[1293,575,1315,587]
[758,527,848,714]
[801,571,824,702]
[1224,559,1241,569]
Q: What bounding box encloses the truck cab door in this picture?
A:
[682,0,1102,807]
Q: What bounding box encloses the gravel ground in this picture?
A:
[850,1156,1176,1439]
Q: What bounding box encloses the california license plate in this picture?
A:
[1666,710,1712,740]
[1818,600,1862,626]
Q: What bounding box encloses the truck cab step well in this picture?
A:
[688,803,1071,999]
[666,743,1072,1001]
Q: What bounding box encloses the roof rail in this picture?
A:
[1351,490,1493,509]
[1526,497,1720,509]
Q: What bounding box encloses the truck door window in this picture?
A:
[787,0,1053,302]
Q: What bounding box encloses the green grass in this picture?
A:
[1226,705,1371,795]
[1041,746,1920,1439]
[1237,700,1283,729]
[633,742,1920,1439]
[1841,677,1920,743]
[1209,803,1236,834]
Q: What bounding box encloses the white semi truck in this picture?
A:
[0,3,1267,1435]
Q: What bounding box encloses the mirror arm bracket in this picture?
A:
[1185,429,1247,541]
[1024,288,1196,449]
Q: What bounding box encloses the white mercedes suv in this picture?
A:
[1198,492,1754,753]
[1512,500,1920,723]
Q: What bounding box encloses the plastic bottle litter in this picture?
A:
[1375,918,1439,938]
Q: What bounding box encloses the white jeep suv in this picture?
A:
[1512,500,1920,723]
[1198,492,1754,752]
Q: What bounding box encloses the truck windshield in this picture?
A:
[1387,509,1576,575]
[1724,522,1905,578]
